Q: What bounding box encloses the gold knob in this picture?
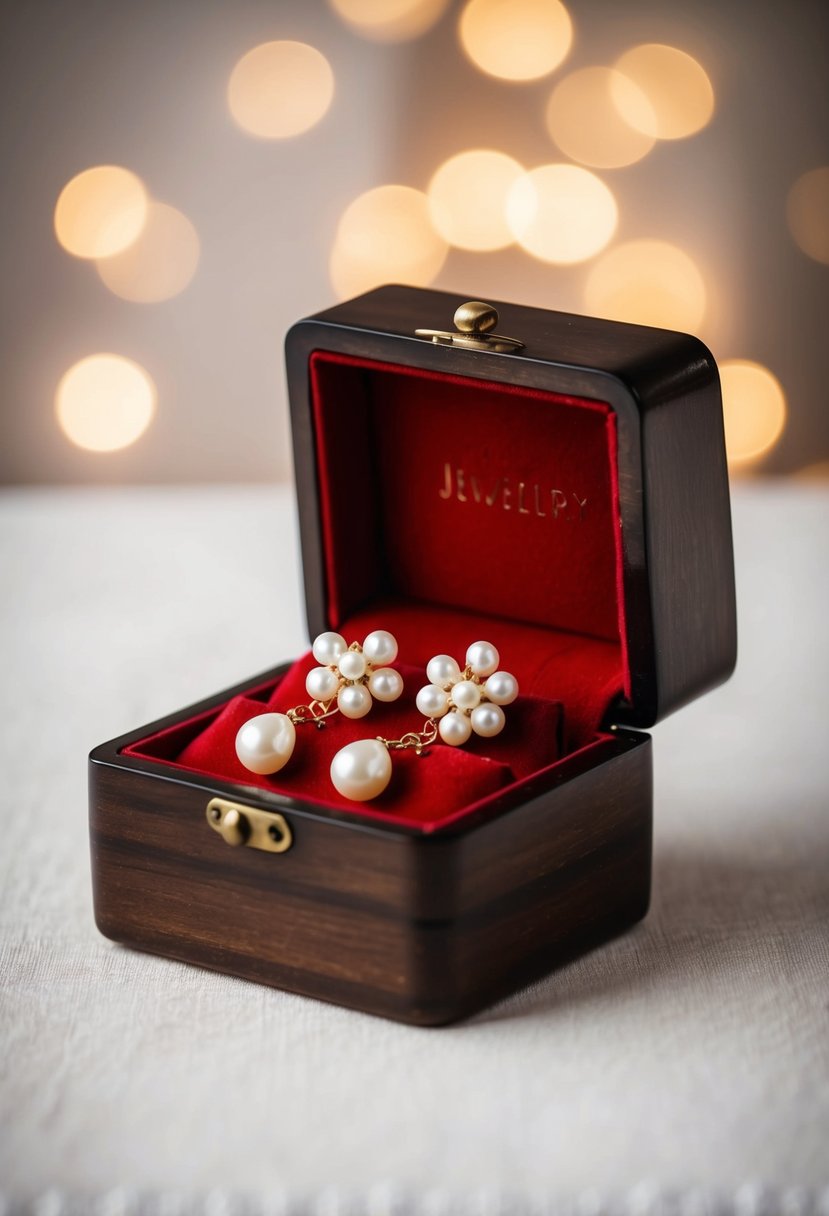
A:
[414,300,522,353]
[217,807,247,846]
[454,301,498,335]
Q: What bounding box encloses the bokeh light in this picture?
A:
[545,67,656,168]
[55,355,157,452]
[612,44,714,140]
[506,164,617,264]
[459,0,572,82]
[794,461,829,481]
[95,202,200,303]
[54,166,148,259]
[719,359,787,470]
[584,239,706,331]
[330,185,449,298]
[228,41,334,139]
[787,167,829,265]
[427,149,524,251]
[327,0,450,41]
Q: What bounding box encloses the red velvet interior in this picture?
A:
[130,659,564,829]
[123,353,630,833]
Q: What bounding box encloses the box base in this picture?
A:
[90,705,651,1025]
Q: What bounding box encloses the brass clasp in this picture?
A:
[206,797,293,854]
[416,300,524,354]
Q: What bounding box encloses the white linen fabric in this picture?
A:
[1,484,827,1214]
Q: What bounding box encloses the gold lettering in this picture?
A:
[485,479,503,507]
[439,461,586,522]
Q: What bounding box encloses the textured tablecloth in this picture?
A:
[1,483,827,1216]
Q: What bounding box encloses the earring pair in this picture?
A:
[330,640,518,802]
[234,629,402,775]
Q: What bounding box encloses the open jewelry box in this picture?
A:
[89,285,737,1025]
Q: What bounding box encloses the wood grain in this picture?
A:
[90,719,651,1025]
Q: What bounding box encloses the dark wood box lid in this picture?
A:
[285,284,737,730]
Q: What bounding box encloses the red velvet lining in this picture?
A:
[309,352,627,653]
[155,660,563,828]
[122,351,631,833]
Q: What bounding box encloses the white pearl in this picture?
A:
[338,649,366,681]
[471,703,505,737]
[312,631,347,665]
[235,713,296,775]
[416,684,449,718]
[426,654,462,687]
[438,710,472,746]
[305,665,339,702]
[451,679,481,710]
[368,667,403,702]
[330,739,392,801]
[362,629,398,667]
[484,671,518,705]
[337,683,372,719]
[466,640,500,677]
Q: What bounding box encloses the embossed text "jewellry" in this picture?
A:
[439,463,587,521]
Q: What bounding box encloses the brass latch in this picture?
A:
[206,797,293,854]
[416,300,524,354]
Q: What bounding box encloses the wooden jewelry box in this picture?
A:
[89,285,737,1026]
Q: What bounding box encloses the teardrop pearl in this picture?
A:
[235,713,296,775]
[368,667,403,702]
[312,631,347,665]
[438,711,473,746]
[337,683,372,719]
[330,739,392,801]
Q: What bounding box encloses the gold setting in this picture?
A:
[287,699,338,727]
[377,719,439,755]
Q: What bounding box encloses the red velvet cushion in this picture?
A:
[131,660,564,831]
[340,600,622,751]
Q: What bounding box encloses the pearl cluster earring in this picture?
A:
[305,630,403,719]
[235,629,402,776]
[415,641,518,746]
[330,640,518,802]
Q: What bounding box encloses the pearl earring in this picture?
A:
[417,640,518,746]
[329,641,518,802]
[235,630,403,776]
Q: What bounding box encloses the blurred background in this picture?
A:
[1,0,827,486]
